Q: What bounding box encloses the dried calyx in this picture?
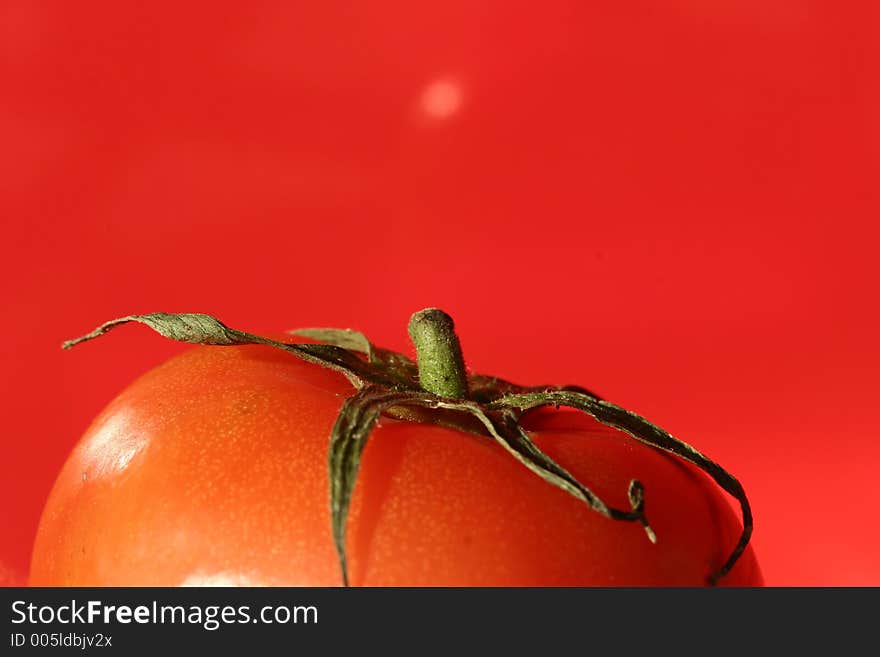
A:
[63,308,753,586]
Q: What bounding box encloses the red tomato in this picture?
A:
[30,329,761,586]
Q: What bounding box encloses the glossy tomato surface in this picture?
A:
[30,341,761,586]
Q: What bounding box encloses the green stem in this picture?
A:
[407,308,469,400]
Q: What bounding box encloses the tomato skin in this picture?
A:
[30,341,761,586]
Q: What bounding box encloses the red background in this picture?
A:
[2,2,877,586]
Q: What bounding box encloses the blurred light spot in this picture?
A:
[420,79,463,119]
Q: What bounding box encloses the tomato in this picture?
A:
[30,313,761,586]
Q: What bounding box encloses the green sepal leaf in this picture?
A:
[290,328,374,359]
[466,376,604,405]
[490,409,656,540]
[62,312,242,348]
[422,403,655,540]
[328,387,427,586]
[290,327,420,390]
[492,390,752,585]
[62,312,409,390]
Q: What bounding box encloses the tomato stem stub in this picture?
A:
[407,308,469,400]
